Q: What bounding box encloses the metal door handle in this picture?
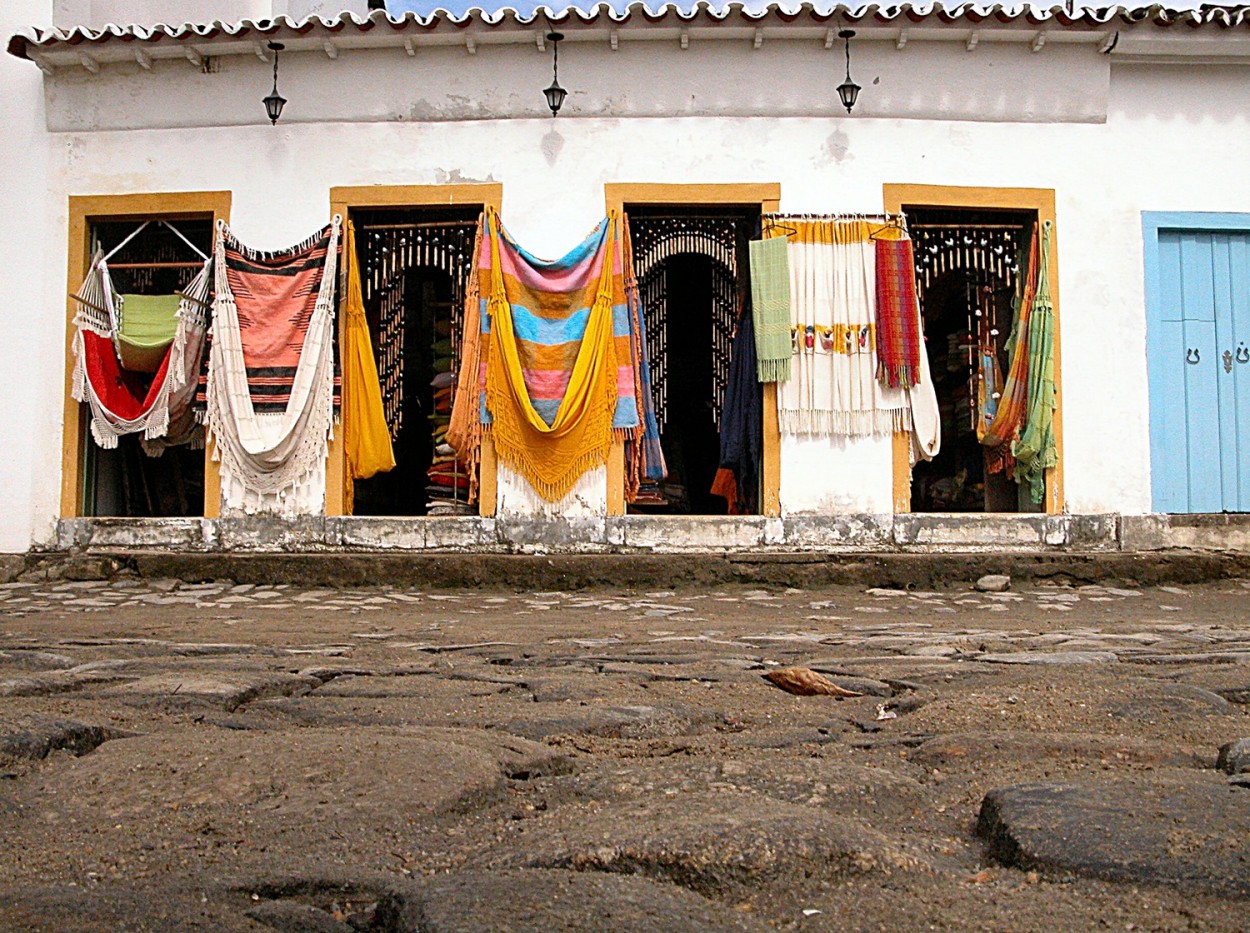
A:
[1224,350,1234,373]
[1186,348,1201,365]
[1237,344,1249,364]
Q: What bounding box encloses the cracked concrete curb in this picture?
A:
[6,549,1249,591]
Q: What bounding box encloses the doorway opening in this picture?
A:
[81,217,211,517]
[349,206,480,516]
[626,206,758,514]
[905,206,1037,513]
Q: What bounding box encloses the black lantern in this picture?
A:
[263,41,287,125]
[543,31,567,116]
[837,29,860,115]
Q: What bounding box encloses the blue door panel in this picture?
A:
[1182,318,1221,512]
[1229,235,1250,511]
[1146,214,1250,513]
[1211,238,1240,508]
[1180,233,1216,322]
[1149,318,1188,512]
[1157,232,1184,323]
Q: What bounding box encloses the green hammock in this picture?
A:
[1011,222,1058,505]
[117,293,180,373]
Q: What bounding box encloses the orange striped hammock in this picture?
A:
[981,224,1040,478]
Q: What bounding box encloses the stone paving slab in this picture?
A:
[977,779,1250,896]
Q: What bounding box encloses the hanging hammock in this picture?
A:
[202,217,341,515]
[478,209,639,502]
[70,250,211,455]
[342,218,396,490]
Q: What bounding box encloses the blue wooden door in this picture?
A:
[1148,226,1250,513]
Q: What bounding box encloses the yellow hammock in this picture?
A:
[342,218,396,501]
[483,210,621,502]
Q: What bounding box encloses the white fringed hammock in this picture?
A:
[70,250,211,455]
[202,217,341,515]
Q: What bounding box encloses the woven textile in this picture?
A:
[342,218,396,488]
[981,225,1041,478]
[776,219,911,437]
[1011,221,1058,504]
[116,293,181,374]
[874,236,923,389]
[749,237,792,383]
[716,300,763,513]
[479,210,639,502]
[446,216,486,505]
[204,218,341,514]
[71,251,211,455]
[621,216,666,498]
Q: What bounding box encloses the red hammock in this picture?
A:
[82,330,173,421]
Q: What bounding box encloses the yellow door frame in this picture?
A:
[604,183,783,516]
[62,191,232,519]
[327,184,504,517]
[882,183,1065,515]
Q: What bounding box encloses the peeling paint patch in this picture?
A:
[824,128,852,164]
[541,129,565,167]
[433,168,498,185]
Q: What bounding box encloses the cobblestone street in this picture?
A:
[2,575,1249,931]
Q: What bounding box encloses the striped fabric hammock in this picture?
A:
[70,250,211,455]
[1010,221,1058,504]
[981,222,1042,482]
[202,217,341,514]
[476,209,641,502]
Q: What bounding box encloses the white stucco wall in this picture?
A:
[0,0,59,552]
[3,27,1249,547]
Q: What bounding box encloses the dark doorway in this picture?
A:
[349,207,479,516]
[905,207,1036,513]
[82,218,211,517]
[626,207,758,514]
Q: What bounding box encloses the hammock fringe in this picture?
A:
[756,357,792,384]
[779,407,911,437]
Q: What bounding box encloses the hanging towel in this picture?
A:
[621,215,666,499]
[1011,221,1057,504]
[776,219,911,437]
[749,237,792,383]
[873,235,923,389]
[343,218,396,487]
[479,209,639,502]
[982,224,1041,478]
[906,333,942,464]
[71,252,211,454]
[445,217,487,505]
[116,293,181,373]
[203,217,341,514]
[716,299,763,514]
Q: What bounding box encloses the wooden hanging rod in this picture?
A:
[357,220,478,232]
[106,261,205,269]
[909,223,1027,231]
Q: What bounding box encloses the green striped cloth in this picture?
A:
[117,293,180,373]
[1012,222,1057,505]
[749,237,792,383]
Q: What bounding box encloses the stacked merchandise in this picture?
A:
[427,324,472,515]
